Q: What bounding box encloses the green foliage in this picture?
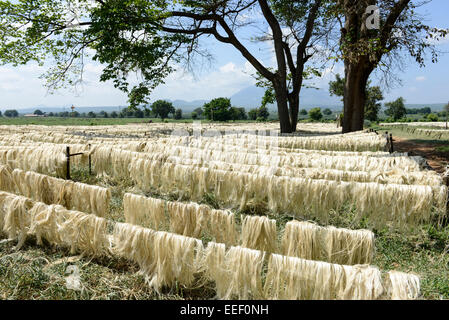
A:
[329,75,383,121]
[385,97,407,121]
[299,109,308,116]
[4,110,19,117]
[230,107,247,121]
[110,111,118,118]
[426,113,439,122]
[151,100,175,120]
[323,108,332,116]
[406,107,431,115]
[248,109,258,121]
[87,111,96,118]
[203,98,233,121]
[174,108,182,120]
[257,106,270,121]
[193,107,203,117]
[34,110,44,116]
[308,107,323,121]
[191,112,197,120]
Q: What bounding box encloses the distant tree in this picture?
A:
[445,103,449,129]
[4,110,19,117]
[71,111,80,118]
[248,109,258,121]
[299,109,308,116]
[99,111,108,118]
[230,107,247,121]
[59,111,69,117]
[191,112,198,120]
[0,111,3,117]
[118,111,124,118]
[48,112,54,117]
[151,100,175,120]
[134,108,144,118]
[87,111,96,118]
[110,111,118,118]
[174,108,183,120]
[427,113,439,122]
[385,98,407,121]
[257,106,270,121]
[203,98,232,121]
[193,107,204,117]
[308,108,323,121]
[34,109,44,116]
[143,107,152,118]
[323,108,332,116]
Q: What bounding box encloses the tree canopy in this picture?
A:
[385,97,406,121]
[151,100,175,120]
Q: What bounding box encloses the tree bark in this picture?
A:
[342,62,371,133]
[288,94,300,132]
[273,81,292,133]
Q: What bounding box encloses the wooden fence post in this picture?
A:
[88,143,92,176]
[389,134,394,153]
[66,146,71,180]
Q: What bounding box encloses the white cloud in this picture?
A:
[415,76,426,82]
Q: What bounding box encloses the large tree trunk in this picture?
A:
[273,81,292,134]
[288,94,300,132]
[342,62,371,133]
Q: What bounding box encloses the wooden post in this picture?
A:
[88,143,92,176]
[389,134,394,153]
[66,146,71,180]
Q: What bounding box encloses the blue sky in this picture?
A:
[0,0,448,110]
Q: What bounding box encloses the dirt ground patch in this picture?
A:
[394,137,449,174]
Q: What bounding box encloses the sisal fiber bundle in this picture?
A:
[208,209,237,246]
[385,271,420,300]
[57,209,110,256]
[281,220,375,265]
[0,192,34,249]
[123,193,167,229]
[166,201,208,238]
[241,215,277,253]
[264,254,384,300]
[29,203,64,246]
[204,245,265,300]
[123,193,237,245]
[0,165,14,193]
[9,168,111,217]
[112,223,204,291]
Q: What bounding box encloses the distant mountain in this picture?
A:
[229,85,342,111]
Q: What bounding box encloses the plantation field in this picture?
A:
[0,122,447,300]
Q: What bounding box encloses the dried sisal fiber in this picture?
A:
[385,270,420,300]
[112,223,204,292]
[29,203,65,246]
[341,264,384,300]
[281,220,375,265]
[208,209,237,246]
[123,193,237,245]
[57,209,110,257]
[166,201,208,238]
[0,165,14,193]
[264,254,384,300]
[113,222,156,274]
[0,193,34,249]
[10,168,111,217]
[123,193,167,229]
[241,215,277,253]
[204,245,265,300]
